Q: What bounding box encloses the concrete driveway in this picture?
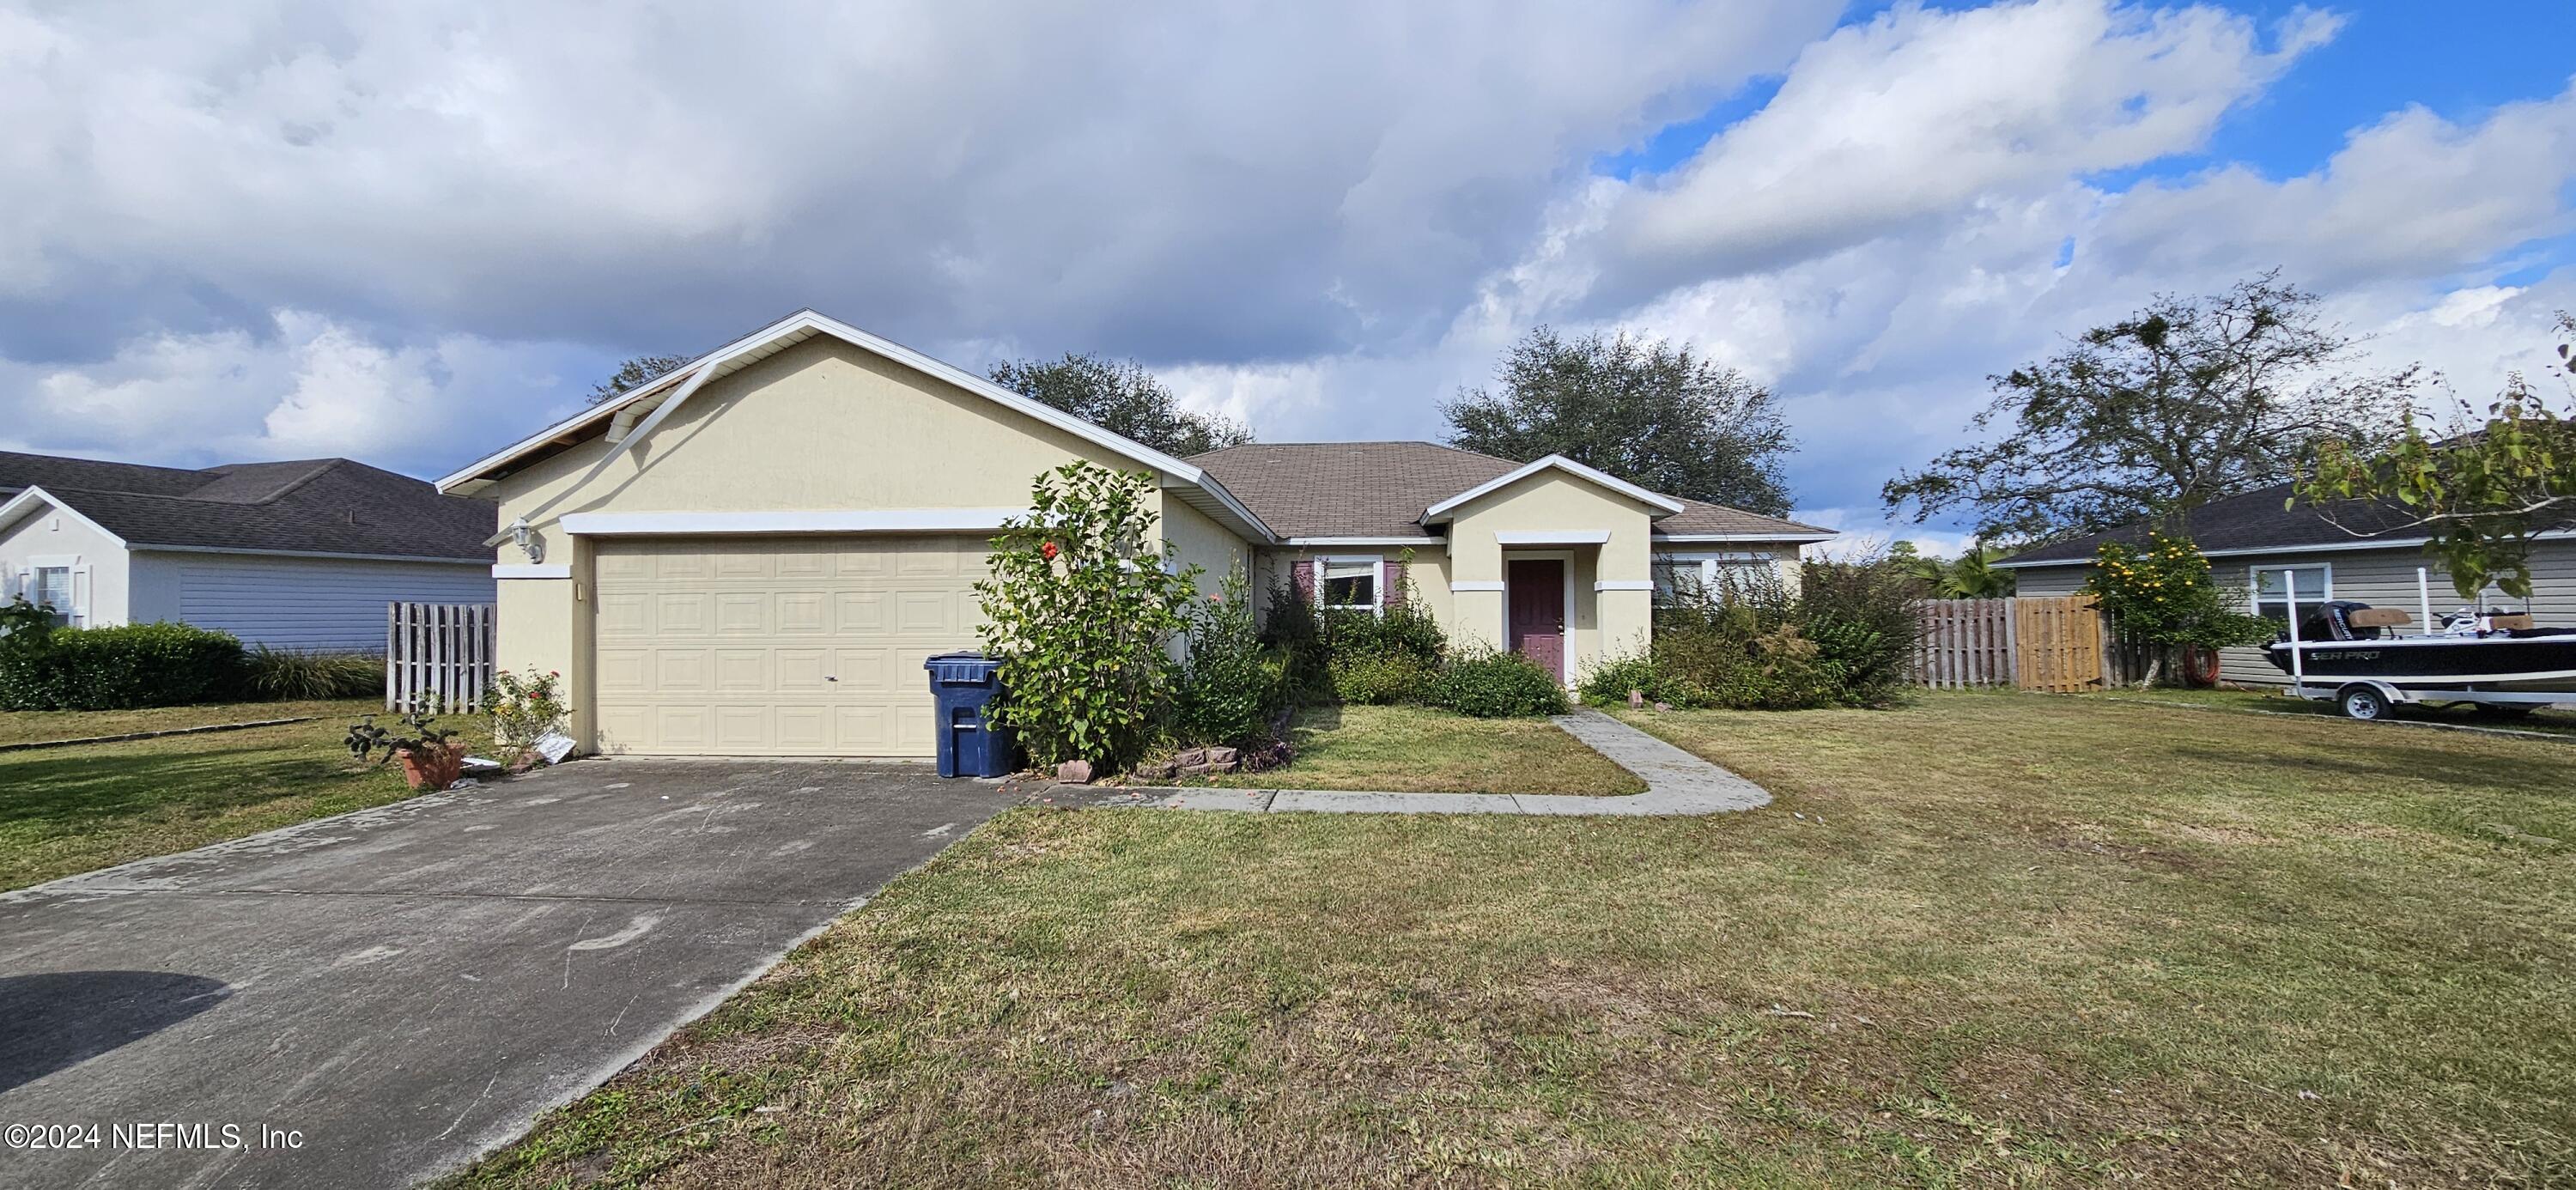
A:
[0,759,1029,1189]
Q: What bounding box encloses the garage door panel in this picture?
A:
[592,535,986,756]
[778,592,827,633]
[715,593,769,634]
[596,649,649,693]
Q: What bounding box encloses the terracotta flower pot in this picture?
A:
[396,744,465,790]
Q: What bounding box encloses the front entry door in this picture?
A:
[1506,558,1566,682]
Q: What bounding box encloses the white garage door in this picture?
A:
[592,536,989,756]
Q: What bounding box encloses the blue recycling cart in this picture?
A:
[923,653,1017,778]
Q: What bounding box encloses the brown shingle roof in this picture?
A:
[1186,441,1829,541]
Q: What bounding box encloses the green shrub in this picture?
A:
[245,647,385,701]
[1576,653,1710,708]
[1796,558,1925,707]
[0,621,248,710]
[1260,579,1333,702]
[487,665,572,757]
[1176,569,1287,746]
[1328,652,1435,705]
[1429,648,1569,718]
[975,462,1201,770]
[1320,598,1445,668]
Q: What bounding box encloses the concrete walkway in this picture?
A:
[1119,709,1771,816]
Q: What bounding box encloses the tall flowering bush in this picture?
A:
[975,463,1200,770]
[2081,530,2272,685]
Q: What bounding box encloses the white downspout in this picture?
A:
[2417,567,2433,638]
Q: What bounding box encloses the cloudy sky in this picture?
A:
[5,0,2572,554]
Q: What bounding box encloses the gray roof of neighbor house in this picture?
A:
[0,451,497,563]
[1993,481,2576,568]
[1184,441,1832,541]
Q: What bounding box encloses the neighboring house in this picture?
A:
[1996,482,2576,686]
[437,310,1831,758]
[0,452,498,651]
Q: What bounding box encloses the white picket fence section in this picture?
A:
[387,602,495,713]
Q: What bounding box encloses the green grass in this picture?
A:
[453,689,2575,1188]
[0,698,491,890]
[1190,703,1645,795]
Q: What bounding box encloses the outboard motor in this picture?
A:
[2296,599,2382,642]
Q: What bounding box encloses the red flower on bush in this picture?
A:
[1041,541,1060,561]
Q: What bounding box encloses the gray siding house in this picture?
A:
[0,452,496,652]
[1996,483,2576,686]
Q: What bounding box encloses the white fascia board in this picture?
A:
[494,563,573,579]
[0,487,127,548]
[1283,537,1439,547]
[556,508,1026,536]
[431,309,1279,542]
[1496,530,1611,545]
[1450,580,1507,592]
[1421,454,1686,524]
[1650,531,1837,543]
[1990,528,2576,570]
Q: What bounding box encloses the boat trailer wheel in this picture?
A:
[2336,685,2390,721]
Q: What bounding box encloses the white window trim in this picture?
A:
[27,553,86,627]
[2247,562,2333,616]
[1502,549,1577,686]
[1651,550,1777,605]
[1319,556,1384,614]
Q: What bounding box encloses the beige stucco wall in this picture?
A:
[0,499,129,627]
[1162,495,1249,598]
[1443,472,1656,678]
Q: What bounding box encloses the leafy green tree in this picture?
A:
[1443,325,1793,515]
[587,354,690,404]
[975,463,1201,769]
[2298,313,2576,598]
[988,354,1252,458]
[1886,274,2418,542]
[2081,531,2274,686]
[1890,541,2016,598]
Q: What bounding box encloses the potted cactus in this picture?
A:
[346,704,465,790]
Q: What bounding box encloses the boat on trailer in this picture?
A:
[2266,599,2576,719]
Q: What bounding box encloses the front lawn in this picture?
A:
[454,690,2574,1187]
[1192,703,1644,795]
[0,699,491,890]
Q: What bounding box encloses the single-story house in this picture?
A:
[1996,482,2576,685]
[0,452,498,651]
[436,309,1832,758]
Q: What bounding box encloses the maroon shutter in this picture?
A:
[1292,560,1316,603]
[1382,560,1405,609]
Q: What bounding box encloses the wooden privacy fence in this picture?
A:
[387,602,495,713]
[1911,596,2106,692]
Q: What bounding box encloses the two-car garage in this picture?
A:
[590,537,989,756]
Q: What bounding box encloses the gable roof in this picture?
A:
[433,309,1277,543]
[1421,453,1685,522]
[1186,441,1832,543]
[0,451,495,563]
[1992,481,2576,568]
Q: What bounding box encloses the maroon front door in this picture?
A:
[1506,558,1566,682]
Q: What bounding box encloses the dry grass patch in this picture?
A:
[1191,704,1643,795]
[453,690,2575,1189]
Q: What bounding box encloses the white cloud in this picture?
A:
[0,0,1842,367]
[3,312,585,474]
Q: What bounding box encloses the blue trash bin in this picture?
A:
[924,653,1015,778]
